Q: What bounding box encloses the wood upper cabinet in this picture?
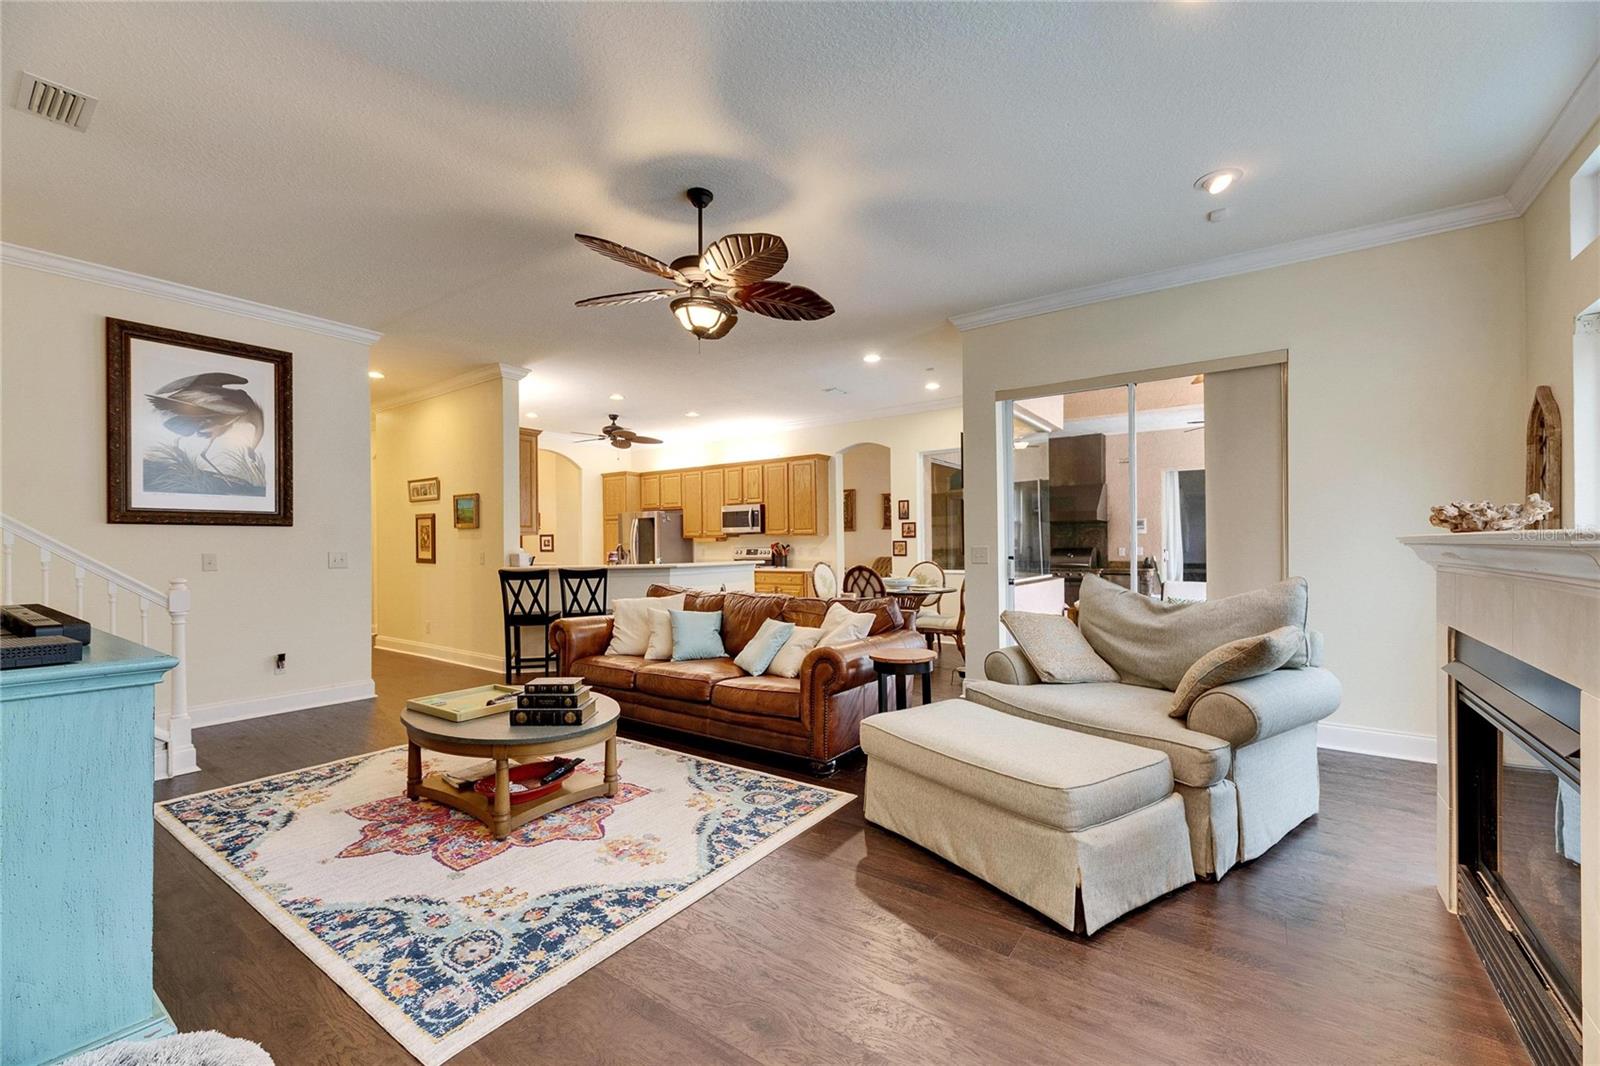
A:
[640,472,660,510]
[788,458,825,536]
[762,461,789,534]
[602,472,626,519]
[721,466,743,506]
[660,471,683,509]
[681,470,703,537]
[603,517,620,555]
[519,428,540,534]
[742,464,763,503]
[702,467,726,537]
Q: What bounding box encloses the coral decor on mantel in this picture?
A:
[1428,494,1554,533]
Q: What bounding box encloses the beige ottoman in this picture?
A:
[862,698,1195,934]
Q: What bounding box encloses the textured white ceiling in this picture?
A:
[3,2,1595,442]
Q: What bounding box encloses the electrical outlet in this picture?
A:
[1118,546,1128,558]
[970,546,991,565]
[274,653,287,674]
[479,551,486,566]
[1135,518,1148,534]
[425,621,433,636]
[200,553,219,572]
[327,551,349,570]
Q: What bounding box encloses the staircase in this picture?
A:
[1,515,195,779]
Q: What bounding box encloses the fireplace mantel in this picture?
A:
[1403,529,1598,1065]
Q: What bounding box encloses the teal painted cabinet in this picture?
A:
[1,631,178,1066]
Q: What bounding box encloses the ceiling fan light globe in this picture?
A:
[671,293,736,339]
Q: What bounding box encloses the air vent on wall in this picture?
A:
[14,72,97,131]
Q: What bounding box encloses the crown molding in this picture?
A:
[0,242,382,344]
[373,362,529,412]
[950,196,1518,331]
[1507,56,1600,214]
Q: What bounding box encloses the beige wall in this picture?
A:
[841,443,893,570]
[1523,119,1600,526]
[0,262,374,718]
[523,448,584,566]
[373,371,521,671]
[1103,427,1205,569]
[628,405,963,576]
[963,219,1528,741]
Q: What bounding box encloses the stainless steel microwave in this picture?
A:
[720,503,765,535]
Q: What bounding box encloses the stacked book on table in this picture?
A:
[511,676,597,727]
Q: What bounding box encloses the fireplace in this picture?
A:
[1450,633,1582,1065]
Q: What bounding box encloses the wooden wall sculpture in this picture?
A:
[1525,385,1562,530]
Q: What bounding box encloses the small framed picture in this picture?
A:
[452,493,480,529]
[842,488,857,533]
[892,540,908,557]
[897,499,910,521]
[415,513,436,564]
[539,533,555,553]
[901,521,917,538]
[408,477,440,503]
[881,493,892,530]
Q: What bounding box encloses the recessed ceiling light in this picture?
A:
[925,381,941,391]
[1195,168,1243,195]
[685,411,701,417]
[862,353,881,364]
[367,370,385,380]
[609,393,624,401]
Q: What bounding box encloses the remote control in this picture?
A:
[539,758,583,786]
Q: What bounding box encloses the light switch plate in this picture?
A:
[1135,518,1148,534]
[970,546,991,565]
[327,552,349,570]
[200,553,219,572]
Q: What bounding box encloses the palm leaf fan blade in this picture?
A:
[730,281,835,321]
[700,233,788,286]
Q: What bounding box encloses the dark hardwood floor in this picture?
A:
[153,648,1528,1065]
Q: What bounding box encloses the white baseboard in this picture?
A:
[190,678,377,729]
[373,634,503,674]
[1317,721,1436,764]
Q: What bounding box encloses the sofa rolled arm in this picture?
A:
[984,646,1041,686]
[550,616,615,674]
[1187,666,1342,747]
[800,630,923,697]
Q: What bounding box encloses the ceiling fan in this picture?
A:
[574,187,834,340]
[568,414,662,450]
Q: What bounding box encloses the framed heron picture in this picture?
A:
[106,318,292,525]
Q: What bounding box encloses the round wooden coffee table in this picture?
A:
[400,694,621,839]
[870,647,939,714]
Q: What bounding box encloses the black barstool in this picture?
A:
[558,568,609,618]
[499,568,558,683]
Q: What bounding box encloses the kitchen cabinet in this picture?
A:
[762,461,790,534]
[601,472,639,556]
[603,518,620,555]
[660,471,683,509]
[702,467,727,539]
[722,466,743,506]
[519,428,540,534]
[742,464,763,503]
[754,569,811,597]
[681,470,704,537]
[788,458,824,536]
[640,472,660,510]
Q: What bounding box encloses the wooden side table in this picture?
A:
[870,647,939,714]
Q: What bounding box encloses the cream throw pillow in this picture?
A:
[817,602,874,648]
[1000,611,1118,684]
[643,608,674,661]
[767,626,823,678]
[1170,625,1305,717]
[608,593,686,656]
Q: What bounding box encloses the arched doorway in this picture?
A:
[833,442,892,576]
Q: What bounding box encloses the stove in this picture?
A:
[1050,547,1100,608]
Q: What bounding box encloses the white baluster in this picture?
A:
[106,582,117,634]
[39,547,51,605]
[2,531,13,603]
[164,579,196,776]
[138,598,150,645]
[74,566,87,616]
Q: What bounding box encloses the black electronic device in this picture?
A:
[0,633,85,670]
[2,604,92,644]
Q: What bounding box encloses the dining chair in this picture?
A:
[842,564,887,599]
[498,568,558,683]
[919,580,966,660]
[558,568,609,617]
[811,561,839,599]
[870,556,893,577]
[908,559,946,614]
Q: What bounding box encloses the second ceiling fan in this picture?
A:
[574,187,835,340]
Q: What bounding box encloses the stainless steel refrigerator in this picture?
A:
[622,510,692,564]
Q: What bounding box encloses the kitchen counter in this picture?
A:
[600,561,764,570]
[602,561,755,604]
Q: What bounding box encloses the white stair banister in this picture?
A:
[0,514,196,779]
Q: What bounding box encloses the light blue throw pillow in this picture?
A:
[670,609,726,661]
[733,617,797,677]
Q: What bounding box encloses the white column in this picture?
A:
[164,579,197,776]
[74,566,86,616]
[1127,384,1140,593]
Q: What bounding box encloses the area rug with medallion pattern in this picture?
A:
[155,739,850,1065]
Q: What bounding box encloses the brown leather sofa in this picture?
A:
[550,585,925,773]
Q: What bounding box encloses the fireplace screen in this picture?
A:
[1451,633,1582,1050]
